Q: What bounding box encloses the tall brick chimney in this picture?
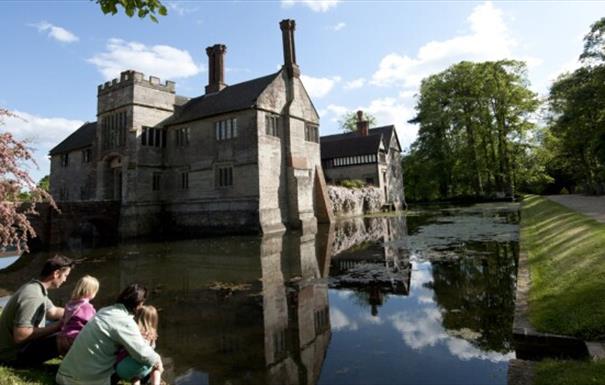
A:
[356,110,369,136]
[280,19,300,78]
[205,44,227,94]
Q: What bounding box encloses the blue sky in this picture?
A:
[1,0,603,183]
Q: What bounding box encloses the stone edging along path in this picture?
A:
[507,250,605,385]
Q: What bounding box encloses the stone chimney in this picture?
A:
[356,110,369,136]
[205,44,227,94]
[280,19,300,78]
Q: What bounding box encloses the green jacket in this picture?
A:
[57,304,160,384]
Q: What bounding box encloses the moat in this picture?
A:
[0,202,519,385]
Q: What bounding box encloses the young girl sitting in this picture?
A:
[115,305,163,385]
[57,275,99,355]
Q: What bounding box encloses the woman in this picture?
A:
[56,284,163,385]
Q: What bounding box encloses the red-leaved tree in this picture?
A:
[0,108,57,252]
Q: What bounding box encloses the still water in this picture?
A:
[0,202,519,385]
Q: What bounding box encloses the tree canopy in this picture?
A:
[96,0,167,22]
[339,111,377,133]
[404,60,545,201]
[546,17,605,194]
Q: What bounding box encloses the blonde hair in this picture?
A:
[71,275,99,300]
[135,305,159,341]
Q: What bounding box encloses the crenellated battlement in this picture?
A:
[97,70,176,95]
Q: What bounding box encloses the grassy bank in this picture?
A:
[0,307,56,385]
[521,195,605,385]
[521,195,605,339]
[0,363,57,385]
[534,359,605,385]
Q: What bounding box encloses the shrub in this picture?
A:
[340,179,365,189]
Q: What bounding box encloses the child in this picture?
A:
[115,305,163,385]
[57,275,99,355]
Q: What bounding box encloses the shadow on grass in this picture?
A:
[521,195,605,340]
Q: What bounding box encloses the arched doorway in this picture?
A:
[101,155,123,201]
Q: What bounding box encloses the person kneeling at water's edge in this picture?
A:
[56,284,163,385]
[0,255,74,366]
[116,305,162,385]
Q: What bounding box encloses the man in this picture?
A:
[0,255,74,365]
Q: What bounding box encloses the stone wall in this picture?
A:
[386,141,406,210]
[327,185,382,217]
[50,147,96,202]
[257,70,321,233]
[25,201,120,250]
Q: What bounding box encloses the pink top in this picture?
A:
[59,298,96,340]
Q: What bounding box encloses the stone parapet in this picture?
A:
[98,70,175,95]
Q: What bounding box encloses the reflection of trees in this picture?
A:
[428,241,517,353]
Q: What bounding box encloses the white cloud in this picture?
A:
[330,307,358,331]
[331,22,346,31]
[344,77,366,90]
[389,308,446,349]
[88,38,200,81]
[281,0,340,12]
[389,307,513,362]
[364,97,417,151]
[31,21,79,43]
[360,313,384,325]
[301,75,341,98]
[371,1,538,89]
[2,111,84,182]
[548,57,582,82]
[446,338,514,362]
[318,104,348,124]
[166,1,199,16]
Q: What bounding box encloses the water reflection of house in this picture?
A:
[112,233,331,385]
[328,216,411,316]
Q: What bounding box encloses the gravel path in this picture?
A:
[546,194,605,224]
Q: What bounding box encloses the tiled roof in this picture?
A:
[166,72,280,126]
[49,122,96,156]
[320,134,383,160]
[320,125,399,160]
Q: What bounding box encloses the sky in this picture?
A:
[1,0,604,183]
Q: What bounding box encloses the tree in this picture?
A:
[580,17,605,64]
[0,109,56,252]
[406,60,541,201]
[339,111,377,133]
[546,17,605,194]
[96,0,167,22]
[38,175,50,192]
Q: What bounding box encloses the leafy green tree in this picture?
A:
[406,60,541,201]
[96,0,167,22]
[339,111,377,133]
[546,17,605,194]
[38,175,50,192]
[580,17,605,64]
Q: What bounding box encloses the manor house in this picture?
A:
[320,111,406,211]
[49,20,331,237]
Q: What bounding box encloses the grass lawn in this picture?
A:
[534,359,605,385]
[521,195,605,339]
[0,307,57,385]
[0,362,58,385]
